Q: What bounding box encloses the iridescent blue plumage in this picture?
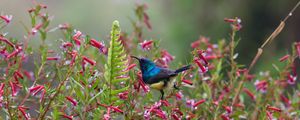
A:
[131,56,191,99]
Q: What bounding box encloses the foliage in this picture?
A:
[0,2,300,120]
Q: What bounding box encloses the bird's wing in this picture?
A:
[145,68,176,84]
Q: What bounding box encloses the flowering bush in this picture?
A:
[0,2,300,120]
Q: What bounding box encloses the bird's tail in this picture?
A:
[175,65,191,74]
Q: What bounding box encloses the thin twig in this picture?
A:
[232,0,300,106]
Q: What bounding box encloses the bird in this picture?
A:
[131,56,191,99]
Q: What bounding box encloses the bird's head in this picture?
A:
[131,56,156,72]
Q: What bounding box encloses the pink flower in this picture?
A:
[72,31,82,46]
[47,57,60,61]
[61,114,73,120]
[266,106,281,112]
[61,42,73,49]
[175,91,183,100]
[287,74,297,85]
[124,64,136,72]
[14,70,24,79]
[152,109,167,119]
[221,114,230,120]
[90,38,107,54]
[161,49,174,64]
[137,73,150,93]
[279,54,290,62]
[140,40,153,50]
[31,23,43,35]
[160,100,170,107]
[222,105,232,114]
[9,81,20,96]
[18,106,29,120]
[172,108,183,119]
[280,94,291,107]
[66,96,78,106]
[0,15,13,24]
[186,99,195,109]
[110,106,123,113]
[82,56,96,66]
[194,58,208,73]
[6,46,22,59]
[191,40,201,48]
[197,50,208,65]
[193,99,206,108]
[224,17,242,31]
[58,23,70,30]
[118,91,129,100]
[29,85,44,96]
[182,79,193,85]
[254,80,267,93]
[266,111,273,120]
[104,107,111,120]
[243,88,256,101]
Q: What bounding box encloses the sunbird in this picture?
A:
[131,56,191,99]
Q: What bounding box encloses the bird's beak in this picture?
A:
[130,56,140,60]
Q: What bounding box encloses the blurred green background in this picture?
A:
[1,0,299,71]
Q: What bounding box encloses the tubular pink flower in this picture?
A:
[9,81,17,96]
[266,106,281,112]
[266,111,273,120]
[191,40,201,48]
[287,74,297,85]
[152,109,167,119]
[175,91,183,100]
[197,50,208,65]
[29,85,44,96]
[182,79,193,85]
[18,106,29,120]
[0,15,13,23]
[66,96,78,106]
[58,23,70,30]
[6,46,22,59]
[62,42,73,48]
[61,114,73,120]
[194,58,208,73]
[90,38,107,54]
[72,31,82,46]
[23,70,34,81]
[110,106,123,113]
[82,56,96,66]
[280,94,291,107]
[14,71,24,79]
[186,99,195,109]
[222,105,232,114]
[279,54,290,62]
[104,107,111,120]
[125,64,136,71]
[193,99,206,108]
[47,57,59,61]
[221,114,230,120]
[161,49,174,63]
[243,88,256,101]
[254,80,267,93]
[140,40,153,50]
[0,83,5,96]
[118,91,129,100]
[31,23,43,35]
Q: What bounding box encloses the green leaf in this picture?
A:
[104,20,130,105]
